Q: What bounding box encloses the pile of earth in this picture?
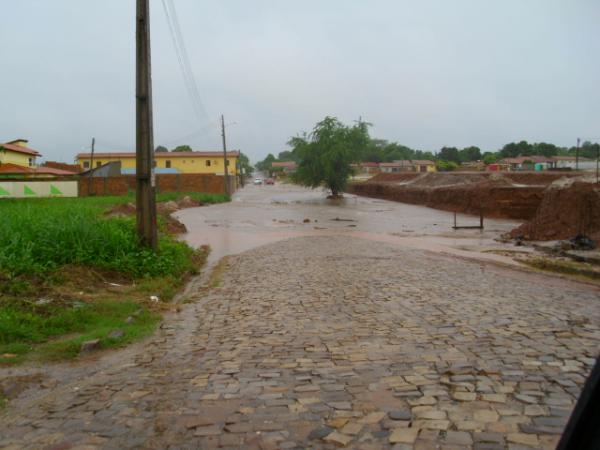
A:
[366,171,583,188]
[509,180,600,242]
[106,196,203,234]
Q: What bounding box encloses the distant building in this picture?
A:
[0,163,76,179]
[43,161,82,173]
[272,161,297,174]
[551,156,596,170]
[379,160,436,173]
[379,161,413,173]
[359,162,380,174]
[498,156,555,171]
[0,139,41,168]
[75,151,240,176]
[412,160,437,173]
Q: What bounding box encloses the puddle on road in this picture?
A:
[174,184,522,267]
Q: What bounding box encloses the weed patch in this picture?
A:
[0,194,218,363]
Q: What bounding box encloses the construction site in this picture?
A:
[348,171,600,243]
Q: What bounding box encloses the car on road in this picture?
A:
[265,178,275,185]
[253,178,263,185]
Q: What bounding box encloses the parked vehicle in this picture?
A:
[253,178,263,185]
[265,178,275,185]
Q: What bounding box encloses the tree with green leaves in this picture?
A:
[483,152,498,165]
[458,146,482,162]
[438,147,460,163]
[172,144,192,153]
[237,152,253,176]
[289,116,369,197]
[155,145,168,152]
[255,153,277,174]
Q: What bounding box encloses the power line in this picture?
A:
[160,0,209,124]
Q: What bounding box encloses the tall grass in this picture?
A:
[0,196,208,278]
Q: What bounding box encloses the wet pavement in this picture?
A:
[1,183,599,450]
[174,183,523,268]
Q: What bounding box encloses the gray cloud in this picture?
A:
[1,0,599,164]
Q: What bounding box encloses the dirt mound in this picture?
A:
[509,182,600,241]
[106,203,136,217]
[157,200,179,214]
[366,173,421,184]
[177,196,202,208]
[409,172,490,187]
[165,217,187,234]
[504,172,582,186]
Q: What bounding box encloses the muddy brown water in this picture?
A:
[174,182,524,268]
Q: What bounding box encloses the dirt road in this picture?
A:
[1,184,599,449]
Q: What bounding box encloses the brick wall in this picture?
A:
[79,174,236,197]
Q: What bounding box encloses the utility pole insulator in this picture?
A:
[136,0,158,250]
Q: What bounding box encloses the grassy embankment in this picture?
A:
[0,193,227,364]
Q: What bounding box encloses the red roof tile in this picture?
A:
[1,142,41,157]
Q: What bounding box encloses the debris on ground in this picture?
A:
[79,339,100,354]
[108,329,125,339]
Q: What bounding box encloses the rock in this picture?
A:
[389,410,412,421]
[507,433,539,446]
[108,329,124,339]
[80,339,100,354]
[323,431,353,447]
[157,200,179,214]
[389,427,419,444]
[125,316,135,324]
[308,426,333,440]
[327,401,352,410]
[150,295,160,303]
[452,391,477,401]
[514,394,537,404]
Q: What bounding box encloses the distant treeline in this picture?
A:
[256,133,599,172]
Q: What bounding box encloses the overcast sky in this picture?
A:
[1,0,599,164]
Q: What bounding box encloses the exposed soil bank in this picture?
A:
[348,174,549,220]
[510,181,600,241]
[348,172,599,241]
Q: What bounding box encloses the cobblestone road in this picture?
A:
[1,236,599,449]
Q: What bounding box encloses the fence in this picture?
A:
[0,179,78,198]
[78,173,237,197]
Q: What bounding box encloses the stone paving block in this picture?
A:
[1,236,598,449]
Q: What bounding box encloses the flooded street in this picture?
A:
[175,181,523,267]
[3,182,599,450]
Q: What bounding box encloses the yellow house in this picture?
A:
[0,139,41,168]
[75,151,239,175]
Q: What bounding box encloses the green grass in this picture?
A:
[0,193,222,364]
[156,192,230,204]
[0,299,159,364]
[0,193,226,279]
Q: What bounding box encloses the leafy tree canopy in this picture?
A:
[290,116,370,196]
[172,144,192,153]
[438,147,461,163]
[155,145,169,152]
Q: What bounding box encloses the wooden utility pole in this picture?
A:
[88,137,95,195]
[136,0,157,249]
[221,114,230,195]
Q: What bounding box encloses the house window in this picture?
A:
[225,160,230,166]
[83,161,90,169]
[205,160,211,167]
[96,161,102,167]
[214,160,219,166]
[166,160,171,168]
[28,158,33,167]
